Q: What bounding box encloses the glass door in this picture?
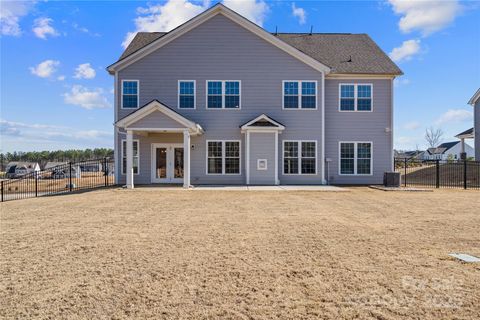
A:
[155,147,167,180]
[172,147,184,182]
[151,144,184,183]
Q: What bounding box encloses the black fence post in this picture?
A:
[104,158,108,187]
[35,172,38,197]
[1,181,3,202]
[436,160,440,188]
[404,158,407,187]
[464,160,467,190]
[69,162,73,192]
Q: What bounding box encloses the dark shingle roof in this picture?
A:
[118,32,402,75]
[119,32,167,60]
[438,141,460,151]
[275,33,402,75]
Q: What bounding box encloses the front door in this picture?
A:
[151,143,184,183]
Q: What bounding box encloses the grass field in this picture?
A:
[1,188,479,319]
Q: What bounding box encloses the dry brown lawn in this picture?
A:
[1,187,479,319]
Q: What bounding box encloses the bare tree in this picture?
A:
[425,127,444,148]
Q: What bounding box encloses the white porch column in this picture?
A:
[126,130,134,189]
[246,131,250,185]
[183,130,191,188]
[461,138,465,153]
[275,131,279,185]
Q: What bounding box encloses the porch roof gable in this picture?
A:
[116,100,203,134]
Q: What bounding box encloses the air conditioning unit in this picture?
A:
[383,172,400,187]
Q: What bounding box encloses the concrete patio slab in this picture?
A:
[192,185,348,191]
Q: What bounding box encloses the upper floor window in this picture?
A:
[122,80,139,109]
[283,81,317,109]
[339,142,372,175]
[178,80,195,109]
[339,84,372,111]
[207,81,241,109]
[283,140,317,175]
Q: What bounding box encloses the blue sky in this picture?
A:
[0,0,479,153]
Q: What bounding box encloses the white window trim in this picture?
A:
[205,140,242,175]
[338,83,373,112]
[178,80,196,109]
[338,141,373,176]
[282,140,317,175]
[206,80,242,109]
[282,80,318,110]
[121,139,140,175]
[121,79,140,109]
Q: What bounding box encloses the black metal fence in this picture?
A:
[1,158,115,202]
[394,158,480,189]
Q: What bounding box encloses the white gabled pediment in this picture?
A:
[116,100,199,132]
[241,114,285,132]
[107,4,330,74]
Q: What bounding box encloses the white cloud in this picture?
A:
[388,0,462,36]
[291,3,306,25]
[57,75,66,81]
[29,60,60,78]
[72,22,100,37]
[223,0,268,25]
[389,39,421,62]
[32,17,59,39]
[435,109,473,125]
[404,121,421,130]
[122,0,208,48]
[0,1,34,36]
[1,119,112,151]
[122,0,269,48]
[63,85,111,110]
[74,63,96,79]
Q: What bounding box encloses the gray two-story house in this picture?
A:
[107,4,402,188]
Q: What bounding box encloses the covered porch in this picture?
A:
[116,100,203,188]
[455,127,474,159]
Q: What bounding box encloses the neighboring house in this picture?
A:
[45,162,82,178]
[423,141,474,161]
[459,88,480,160]
[395,150,425,160]
[107,4,402,187]
[44,161,68,170]
[5,162,41,178]
[80,163,102,172]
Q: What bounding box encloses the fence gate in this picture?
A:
[394,158,480,190]
[1,158,115,202]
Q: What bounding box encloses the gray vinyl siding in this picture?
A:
[128,110,185,129]
[115,14,324,185]
[324,78,393,184]
[475,101,479,160]
[249,132,276,185]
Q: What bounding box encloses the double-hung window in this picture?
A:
[121,139,139,175]
[122,80,139,108]
[207,141,240,174]
[339,142,372,175]
[283,81,317,109]
[178,80,195,109]
[207,81,241,109]
[339,84,372,111]
[283,141,317,174]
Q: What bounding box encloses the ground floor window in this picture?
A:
[283,140,317,174]
[339,142,372,175]
[207,140,240,174]
[121,139,139,175]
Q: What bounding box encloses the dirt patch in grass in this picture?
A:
[1,188,479,319]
